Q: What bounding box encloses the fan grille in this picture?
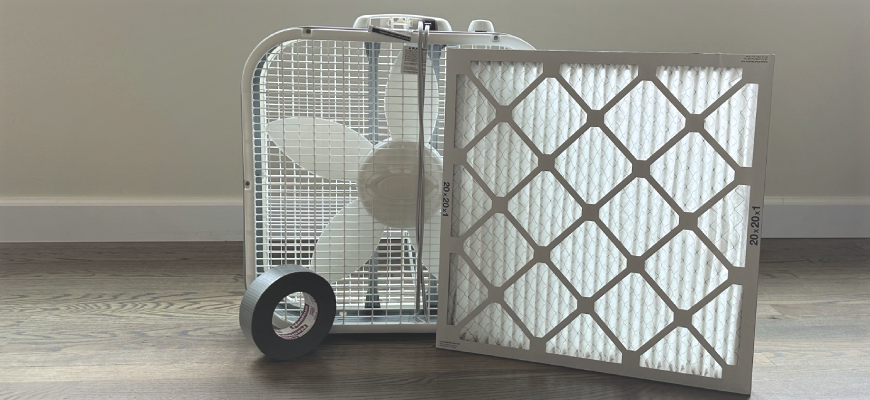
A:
[251,39,508,323]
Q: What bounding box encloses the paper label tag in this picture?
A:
[438,340,461,349]
[742,55,770,64]
[402,45,421,74]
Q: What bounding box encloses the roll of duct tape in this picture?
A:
[240,265,336,360]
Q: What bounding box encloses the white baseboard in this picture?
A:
[0,198,243,242]
[760,197,870,238]
[0,196,867,242]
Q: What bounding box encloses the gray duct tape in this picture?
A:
[239,265,336,360]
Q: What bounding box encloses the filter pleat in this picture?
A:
[440,52,771,394]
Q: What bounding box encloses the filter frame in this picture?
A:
[436,49,774,394]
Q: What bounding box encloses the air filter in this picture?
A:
[436,50,773,394]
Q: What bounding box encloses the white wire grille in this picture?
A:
[438,50,772,394]
[249,38,515,326]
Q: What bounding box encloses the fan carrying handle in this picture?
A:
[353,14,452,31]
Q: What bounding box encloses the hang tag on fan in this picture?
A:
[401,45,422,74]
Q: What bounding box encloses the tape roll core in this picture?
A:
[240,265,336,360]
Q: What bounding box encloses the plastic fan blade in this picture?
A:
[263,117,372,181]
[411,214,443,275]
[313,199,386,284]
[273,313,291,329]
[384,54,440,142]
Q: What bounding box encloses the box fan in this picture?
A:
[240,14,535,337]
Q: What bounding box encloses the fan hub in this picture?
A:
[373,175,419,200]
[357,140,443,228]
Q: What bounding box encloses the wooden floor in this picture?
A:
[1,239,868,400]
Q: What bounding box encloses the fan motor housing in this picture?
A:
[356,141,443,229]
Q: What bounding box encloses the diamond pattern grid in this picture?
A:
[657,66,742,114]
[555,127,632,204]
[546,313,622,363]
[455,74,496,149]
[599,178,679,256]
[466,123,537,197]
[650,131,735,213]
[605,81,686,160]
[444,56,768,393]
[693,284,742,365]
[463,213,534,287]
[504,263,577,337]
[448,253,488,325]
[551,222,625,297]
[705,84,760,167]
[471,61,543,106]
[452,165,492,237]
[508,172,583,246]
[646,230,729,310]
[560,63,638,109]
[595,273,674,351]
[640,327,723,378]
[513,77,587,154]
[459,303,531,350]
[698,185,751,268]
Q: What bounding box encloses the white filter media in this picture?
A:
[436,50,773,394]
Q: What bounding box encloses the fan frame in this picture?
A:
[241,26,534,333]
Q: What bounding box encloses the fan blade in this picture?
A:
[384,54,440,142]
[273,313,291,329]
[263,117,372,181]
[313,199,386,284]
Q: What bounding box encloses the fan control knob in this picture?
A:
[468,19,495,33]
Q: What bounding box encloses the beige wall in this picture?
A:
[1,0,868,199]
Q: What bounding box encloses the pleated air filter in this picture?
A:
[436,50,774,394]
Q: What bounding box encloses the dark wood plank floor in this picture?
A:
[1,239,868,399]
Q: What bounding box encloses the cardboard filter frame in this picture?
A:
[435,49,774,394]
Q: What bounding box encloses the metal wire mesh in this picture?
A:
[250,39,510,325]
